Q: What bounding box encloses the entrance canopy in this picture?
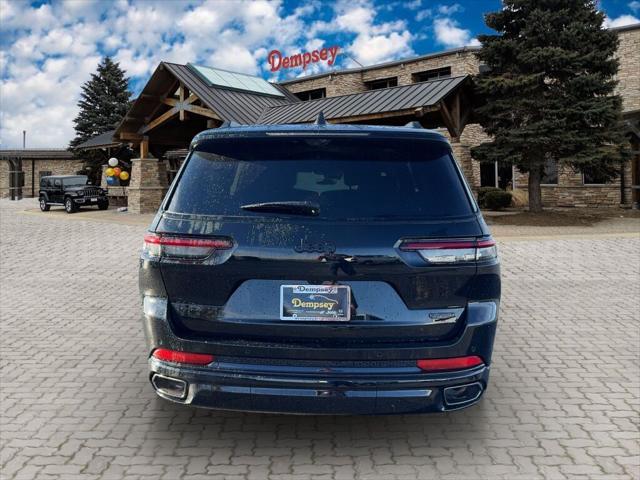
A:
[115,62,474,159]
[114,62,297,158]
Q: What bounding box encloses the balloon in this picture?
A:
[106,176,117,185]
[113,167,122,176]
[108,158,118,167]
[119,171,130,181]
[105,167,115,177]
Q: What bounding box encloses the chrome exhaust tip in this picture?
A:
[443,382,483,406]
[151,374,187,399]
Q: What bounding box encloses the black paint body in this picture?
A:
[139,124,500,414]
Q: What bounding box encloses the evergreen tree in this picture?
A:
[471,0,629,212]
[70,57,131,148]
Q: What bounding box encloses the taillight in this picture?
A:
[152,348,214,365]
[142,232,232,260]
[400,238,497,264]
[417,355,484,372]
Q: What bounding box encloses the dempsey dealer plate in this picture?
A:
[280,284,351,321]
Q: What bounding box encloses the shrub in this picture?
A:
[483,190,513,210]
[477,187,501,207]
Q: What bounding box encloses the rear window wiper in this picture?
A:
[240,201,320,217]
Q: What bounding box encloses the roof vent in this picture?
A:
[405,121,423,129]
[314,111,327,126]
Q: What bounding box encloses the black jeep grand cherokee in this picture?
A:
[139,122,500,414]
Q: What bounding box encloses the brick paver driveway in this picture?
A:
[1,199,639,480]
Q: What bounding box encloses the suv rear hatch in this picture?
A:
[148,132,492,347]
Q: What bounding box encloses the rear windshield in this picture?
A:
[167,136,474,219]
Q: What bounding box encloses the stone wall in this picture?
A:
[283,48,480,98]
[615,26,640,113]
[127,158,168,214]
[0,158,84,198]
[513,161,633,208]
[283,71,367,97]
[0,160,10,198]
[361,49,479,85]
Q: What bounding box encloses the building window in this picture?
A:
[365,77,398,90]
[294,88,326,101]
[582,166,610,185]
[412,67,452,83]
[39,170,52,179]
[541,158,558,185]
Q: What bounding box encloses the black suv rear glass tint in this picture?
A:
[167,137,474,219]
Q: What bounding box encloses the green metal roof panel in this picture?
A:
[188,64,284,97]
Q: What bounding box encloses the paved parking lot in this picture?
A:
[1,199,639,480]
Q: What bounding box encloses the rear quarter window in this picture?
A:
[167,136,474,219]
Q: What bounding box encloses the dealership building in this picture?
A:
[2,24,638,212]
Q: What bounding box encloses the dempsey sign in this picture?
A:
[268,46,340,72]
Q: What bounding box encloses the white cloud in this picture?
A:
[416,9,433,22]
[629,1,640,13]
[0,0,474,148]
[309,0,414,67]
[603,14,640,28]
[433,17,478,48]
[437,4,463,15]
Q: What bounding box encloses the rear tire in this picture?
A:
[39,197,50,212]
[98,199,109,210]
[64,197,77,214]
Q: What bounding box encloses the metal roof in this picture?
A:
[258,75,469,124]
[162,63,297,124]
[75,130,119,150]
[0,149,75,159]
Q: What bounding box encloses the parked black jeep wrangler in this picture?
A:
[39,175,109,213]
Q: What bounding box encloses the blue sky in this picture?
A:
[1,0,639,148]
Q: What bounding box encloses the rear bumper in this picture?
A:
[149,358,489,414]
[142,301,498,415]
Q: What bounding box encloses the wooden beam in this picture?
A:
[140,136,149,159]
[140,107,178,134]
[439,99,459,138]
[183,104,222,121]
[145,79,179,125]
[119,132,143,141]
[178,85,186,121]
[162,98,178,107]
[337,107,439,124]
[185,93,198,104]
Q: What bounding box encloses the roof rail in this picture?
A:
[404,121,423,129]
[314,111,327,125]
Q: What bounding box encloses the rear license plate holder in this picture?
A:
[280,285,351,321]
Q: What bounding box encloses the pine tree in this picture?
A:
[70,57,132,148]
[470,0,629,212]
